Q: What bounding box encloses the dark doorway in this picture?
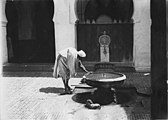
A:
[5,0,55,63]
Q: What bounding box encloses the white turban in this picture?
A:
[77,50,86,57]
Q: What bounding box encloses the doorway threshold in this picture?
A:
[81,61,135,72]
[3,63,54,72]
[3,61,136,76]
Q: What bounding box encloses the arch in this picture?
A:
[75,0,90,23]
[75,0,134,24]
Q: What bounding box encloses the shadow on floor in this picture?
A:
[72,87,151,119]
[72,87,137,106]
[39,87,64,94]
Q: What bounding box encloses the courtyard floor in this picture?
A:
[1,72,151,120]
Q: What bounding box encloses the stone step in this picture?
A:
[81,62,136,72]
[3,63,54,72]
[3,62,135,72]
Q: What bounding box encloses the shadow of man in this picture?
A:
[39,87,64,94]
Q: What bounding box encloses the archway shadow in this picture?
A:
[39,87,64,94]
[72,87,137,106]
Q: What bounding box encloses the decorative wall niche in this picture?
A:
[76,0,134,24]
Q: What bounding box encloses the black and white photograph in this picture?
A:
[0,0,167,119]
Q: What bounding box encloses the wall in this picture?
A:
[0,0,8,66]
[1,0,151,72]
[166,0,168,60]
[0,1,8,120]
[76,0,151,71]
[53,0,151,71]
[133,0,151,71]
[166,0,168,77]
[53,0,77,56]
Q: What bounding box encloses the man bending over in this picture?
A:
[53,47,89,95]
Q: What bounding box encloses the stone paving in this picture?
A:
[1,73,151,120]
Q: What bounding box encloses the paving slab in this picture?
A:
[1,76,150,120]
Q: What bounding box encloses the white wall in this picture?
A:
[133,0,151,72]
[0,0,8,66]
[0,1,8,120]
[53,0,151,72]
[53,0,77,56]
[0,0,152,72]
[166,0,168,77]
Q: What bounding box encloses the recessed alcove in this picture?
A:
[76,0,134,63]
[5,0,55,63]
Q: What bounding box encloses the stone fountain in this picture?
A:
[83,31,127,105]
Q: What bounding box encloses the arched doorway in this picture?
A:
[75,0,134,63]
[5,0,55,63]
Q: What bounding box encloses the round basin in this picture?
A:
[85,72,126,88]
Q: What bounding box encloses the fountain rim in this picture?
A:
[85,72,126,83]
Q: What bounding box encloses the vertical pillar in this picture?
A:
[166,0,168,80]
[151,0,167,119]
[0,0,8,65]
[0,2,7,120]
[133,0,151,71]
[53,0,77,56]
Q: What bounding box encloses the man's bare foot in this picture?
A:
[67,86,72,91]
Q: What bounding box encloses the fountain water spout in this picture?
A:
[99,31,111,62]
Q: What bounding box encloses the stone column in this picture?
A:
[0,0,8,65]
[151,0,167,118]
[166,0,168,60]
[0,2,8,120]
[166,0,168,83]
[53,0,77,56]
[133,0,151,72]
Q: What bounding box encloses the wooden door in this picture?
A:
[77,23,133,62]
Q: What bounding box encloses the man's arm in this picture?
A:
[78,60,88,73]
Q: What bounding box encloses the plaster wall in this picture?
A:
[166,0,168,76]
[0,0,8,65]
[53,0,77,56]
[0,0,151,72]
[133,0,151,71]
[0,1,8,119]
[53,0,151,71]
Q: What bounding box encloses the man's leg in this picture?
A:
[61,76,72,95]
[65,78,72,91]
[62,77,67,91]
[65,70,72,91]
[65,75,73,93]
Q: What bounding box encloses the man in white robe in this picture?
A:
[53,47,88,94]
